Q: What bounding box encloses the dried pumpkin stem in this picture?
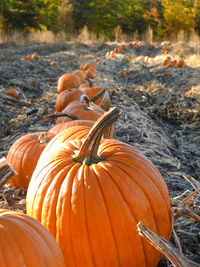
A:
[38,132,51,144]
[80,94,90,105]
[74,107,120,165]
[0,157,17,188]
[137,221,198,267]
[89,88,106,103]
[43,112,79,121]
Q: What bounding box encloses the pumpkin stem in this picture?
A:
[0,157,17,188]
[73,107,120,165]
[38,132,51,144]
[89,88,106,103]
[43,112,79,121]
[80,94,90,105]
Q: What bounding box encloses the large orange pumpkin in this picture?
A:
[57,73,81,93]
[0,209,65,267]
[6,132,54,189]
[26,108,172,267]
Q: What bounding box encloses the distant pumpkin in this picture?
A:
[32,53,37,60]
[50,60,57,66]
[57,73,81,93]
[5,89,19,98]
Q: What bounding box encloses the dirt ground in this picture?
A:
[0,40,200,266]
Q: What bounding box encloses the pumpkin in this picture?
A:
[49,119,94,135]
[6,132,54,189]
[0,209,65,267]
[57,73,81,93]
[79,86,110,111]
[177,59,185,68]
[32,53,37,60]
[5,89,19,98]
[118,71,126,78]
[27,108,172,267]
[50,61,57,66]
[73,69,86,83]
[80,62,96,71]
[55,100,104,124]
[85,66,97,79]
[26,55,32,61]
[55,88,84,112]
[79,81,90,89]
[48,114,114,138]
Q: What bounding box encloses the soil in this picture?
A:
[0,40,200,266]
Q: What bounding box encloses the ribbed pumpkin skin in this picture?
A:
[26,138,171,267]
[73,70,86,83]
[49,120,95,135]
[49,120,114,138]
[57,73,81,93]
[6,132,54,189]
[0,209,65,267]
[56,101,103,124]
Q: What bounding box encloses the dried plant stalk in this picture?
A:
[0,157,17,188]
[137,221,199,267]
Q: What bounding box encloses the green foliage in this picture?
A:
[0,0,200,39]
[0,0,61,33]
[161,0,196,37]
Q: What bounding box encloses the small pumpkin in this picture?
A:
[32,53,37,60]
[118,71,126,78]
[85,66,97,79]
[80,62,96,71]
[5,89,19,98]
[26,55,33,61]
[73,69,86,83]
[57,73,81,93]
[55,88,84,112]
[0,209,65,267]
[6,132,54,189]
[27,108,172,266]
[177,59,185,68]
[50,60,57,66]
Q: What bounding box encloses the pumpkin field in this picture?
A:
[0,39,200,266]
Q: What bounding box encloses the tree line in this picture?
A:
[0,0,200,40]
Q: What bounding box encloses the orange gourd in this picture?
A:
[85,66,97,79]
[49,119,95,135]
[27,108,172,267]
[26,55,32,61]
[32,53,37,60]
[0,209,65,267]
[5,89,19,98]
[55,88,84,112]
[177,59,185,68]
[6,132,54,189]
[80,62,96,71]
[50,60,57,66]
[48,115,114,138]
[73,69,86,83]
[57,73,81,93]
[118,71,126,78]
[55,100,104,124]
